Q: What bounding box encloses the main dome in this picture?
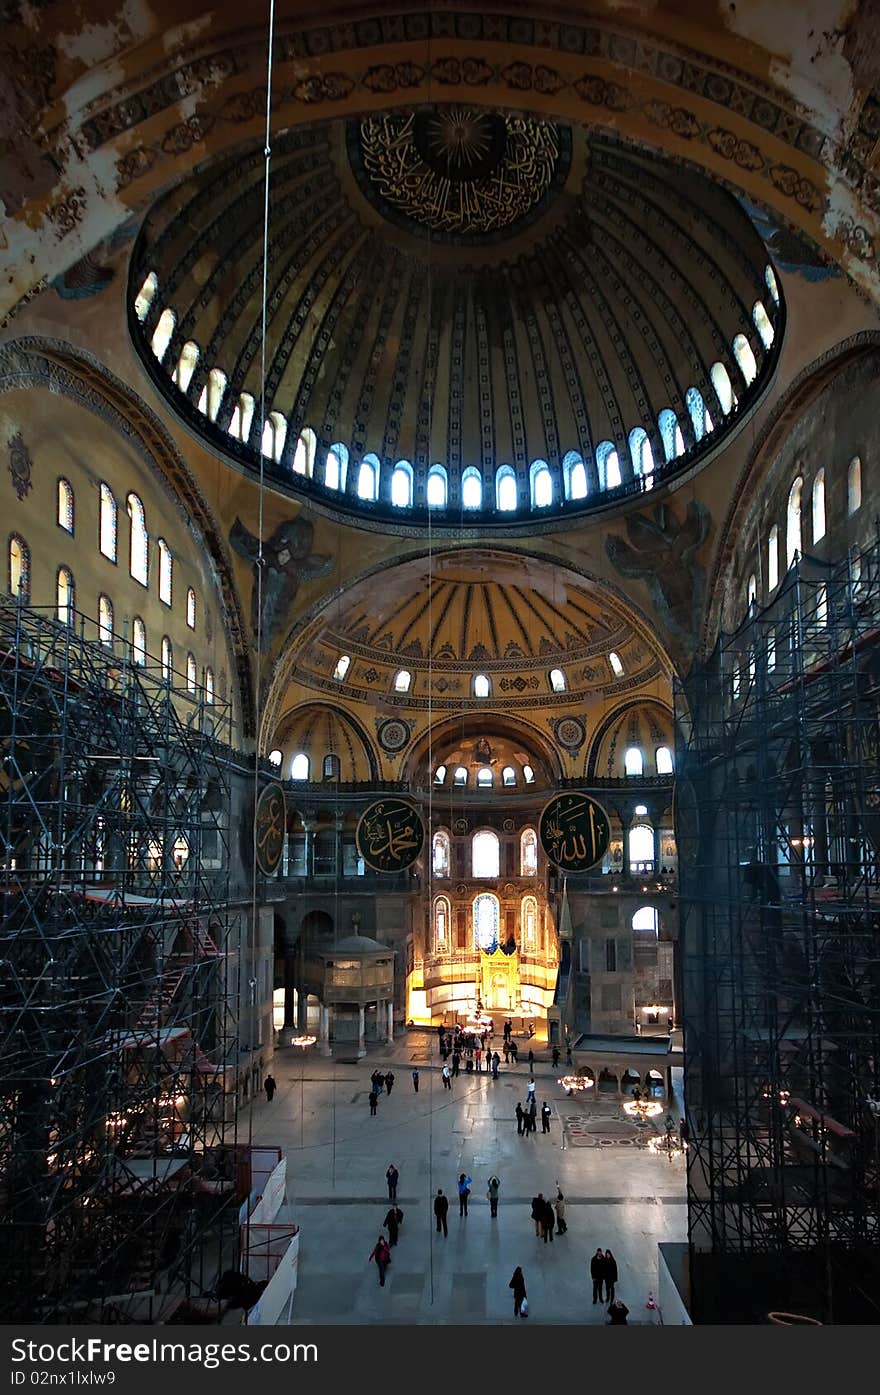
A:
[131,108,782,526]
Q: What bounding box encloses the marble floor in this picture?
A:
[246,1032,686,1325]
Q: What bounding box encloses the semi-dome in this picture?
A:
[131,107,782,526]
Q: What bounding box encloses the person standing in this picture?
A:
[263,1074,276,1102]
[566,1044,573,1066]
[434,1188,449,1237]
[515,1102,525,1136]
[475,1047,482,1071]
[383,1205,402,1246]
[551,1045,560,1068]
[385,1070,395,1095]
[487,1174,500,1218]
[541,1102,552,1134]
[412,1068,420,1093]
[452,1051,461,1078]
[503,1041,511,1064]
[509,1267,527,1318]
[540,1197,555,1244]
[527,1049,535,1073]
[591,1247,606,1304]
[386,1163,399,1201]
[530,1193,544,1237]
[607,1298,629,1325]
[441,1063,452,1090]
[526,1077,536,1104]
[528,1098,537,1135]
[510,1041,519,1065]
[604,1249,618,1302]
[554,1189,567,1235]
[368,1236,391,1286]
[458,1173,472,1216]
[369,1089,378,1116]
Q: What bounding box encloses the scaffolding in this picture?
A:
[677,534,880,1323]
[0,599,242,1322]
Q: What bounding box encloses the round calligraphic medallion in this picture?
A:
[356,798,425,873]
[539,791,610,873]
[255,783,286,876]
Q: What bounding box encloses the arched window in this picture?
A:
[530,460,553,508]
[196,367,227,421]
[473,674,490,698]
[8,534,29,600]
[686,387,713,442]
[502,766,516,786]
[432,831,450,878]
[477,766,493,787]
[461,467,483,509]
[521,895,538,950]
[624,746,644,777]
[733,333,757,387]
[228,392,255,443]
[520,827,538,876]
[523,765,535,784]
[290,753,310,780]
[563,451,587,500]
[292,427,315,477]
[56,567,74,625]
[186,588,196,630]
[322,753,339,780]
[434,765,447,784]
[765,264,780,305]
[747,574,757,610]
[496,465,517,511]
[157,539,173,606]
[434,895,451,950]
[656,746,673,775]
[57,478,74,533]
[261,411,287,463]
[549,668,566,693]
[596,441,621,489]
[786,477,803,567]
[161,635,172,680]
[711,361,736,415]
[186,652,197,694]
[173,340,199,392]
[753,300,774,349]
[394,669,412,693]
[205,667,214,704]
[658,410,684,462]
[126,493,148,586]
[768,524,779,591]
[629,823,655,872]
[473,893,500,952]
[99,483,117,561]
[390,460,413,507]
[333,655,351,681]
[98,594,113,647]
[816,581,828,628]
[812,470,826,543]
[325,443,349,492]
[268,748,282,767]
[609,651,625,678]
[472,829,500,878]
[848,456,862,515]
[150,307,176,362]
[427,464,448,508]
[632,906,658,936]
[132,616,146,666]
[357,454,379,501]
[453,766,468,786]
[629,428,655,483]
[134,271,158,322]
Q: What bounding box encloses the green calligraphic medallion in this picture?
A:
[255,782,286,876]
[539,792,610,872]
[356,798,425,873]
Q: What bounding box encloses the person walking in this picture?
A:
[509,1267,527,1317]
[368,1236,392,1286]
[591,1247,606,1304]
[541,1102,552,1134]
[458,1173,472,1217]
[263,1074,276,1102]
[412,1068,420,1093]
[540,1197,555,1244]
[509,1267,527,1318]
[386,1164,399,1201]
[526,1077,536,1103]
[515,1102,525,1136]
[604,1249,618,1302]
[510,1041,519,1065]
[551,1045,560,1068]
[492,1051,500,1079]
[527,1049,535,1073]
[452,1051,461,1077]
[530,1193,544,1237]
[434,1188,449,1237]
[441,1063,452,1090]
[487,1174,500,1218]
[554,1189,567,1235]
[383,1205,402,1246]
[368,1089,378,1116]
[385,1070,395,1095]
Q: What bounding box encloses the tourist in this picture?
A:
[386,1163,399,1201]
[487,1174,500,1218]
[604,1249,618,1301]
[528,1098,537,1134]
[368,1235,392,1286]
[541,1102,552,1134]
[540,1197,555,1243]
[452,1051,461,1077]
[554,1189,567,1235]
[434,1188,449,1236]
[441,1063,452,1090]
[591,1247,606,1304]
[368,1090,378,1116]
[385,1070,395,1095]
[528,1049,535,1072]
[412,1067,420,1093]
[509,1267,527,1318]
[263,1074,276,1102]
[510,1041,519,1064]
[503,1042,511,1064]
[383,1205,402,1246]
[607,1299,629,1325]
[475,1047,482,1071]
[458,1173,472,1216]
[551,1045,560,1068]
[526,1077,536,1103]
[566,1044,573,1067]
[491,1051,500,1079]
[531,1193,544,1237]
[515,1102,525,1136]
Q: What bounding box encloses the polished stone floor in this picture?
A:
[247,1032,686,1324]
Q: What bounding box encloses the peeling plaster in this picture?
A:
[725,0,857,134]
[161,13,218,56]
[55,0,155,68]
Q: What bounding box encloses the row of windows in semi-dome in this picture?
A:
[267,744,673,783]
[327,652,627,695]
[135,266,778,511]
[746,455,863,607]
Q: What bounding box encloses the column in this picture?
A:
[283,954,296,1033]
[385,1000,394,1043]
[357,1004,366,1057]
[318,1004,331,1056]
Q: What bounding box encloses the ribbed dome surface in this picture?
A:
[132,109,780,522]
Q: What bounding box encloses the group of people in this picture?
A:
[367,1069,396,1114]
[515,1099,552,1135]
[529,1189,567,1242]
[590,1247,620,1304]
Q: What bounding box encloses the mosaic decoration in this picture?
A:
[606,500,710,645]
[254,783,286,877]
[356,797,424,873]
[554,716,585,750]
[7,432,32,501]
[539,791,610,872]
[377,718,410,753]
[229,513,332,646]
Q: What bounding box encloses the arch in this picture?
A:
[472,829,500,878]
[530,459,553,508]
[747,574,757,609]
[733,333,758,387]
[205,667,215,704]
[393,668,411,693]
[161,635,172,679]
[523,765,535,784]
[629,427,654,481]
[496,464,517,511]
[357,453,380,501]
[521,895,538,950]
[290,752,310,780]
[186,586,196,629]
[427,463,447,508]
[624,746,644,776]
[173,340,199,393]
[268,748,282,767]
[629,822,655,872]
[473,892,500,953]
[502,765,516,786]
[453,766,468,786]
[322,752,339,779]
[786,476,803,567]
[473,673,491,698]
[711,361,736,415]
[229,391,255,442]
[768,524,780,591]
[8,534,29,601]
[134,271,158,323]
[150,307,175,362]
[549,667,566,693]
[685,387,713,442]
[562,450,587,501]
[261,410,287,463]
[811,469,826,543]
[520,827,538,876]
[293,427,317,478]
[132,615,146,666]
[273,702,379,782]
[477,765,494,787]
[434,764,446,784]
[390,459,413,507]
[658,410,684,462]
[632,906,658,935]
[461,466,483,509]
[325,442,349,492]
[753,300,775,349]
[126,491,148,585]
[57,477,74,533]
[186,652,197,694]
[333,654,351,681]
[97,594,113,647]
[157,537,173,605]
[848,456,862,514]
[656,745,674,774]
[765,264,781,305]
[56,566,74,625]
[433,895,451,952]
[432,830,450,878]
[99,482,117,561]
[609,651,625,678]
[596,440,621,489]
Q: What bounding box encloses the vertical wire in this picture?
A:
[425,30,436,1313]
